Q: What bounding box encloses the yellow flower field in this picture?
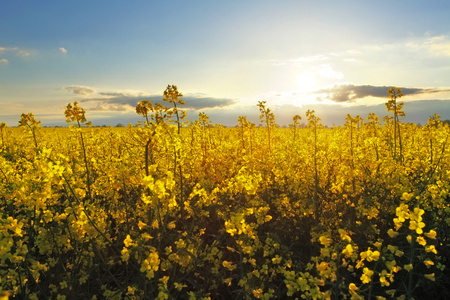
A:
[1,86,449,299]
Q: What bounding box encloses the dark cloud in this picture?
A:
[81,100,450,127]
[65,85,97,95]
[82,91,236,111]
[182,95,236,109]
[314,99,450,126]
[315,84,450,103]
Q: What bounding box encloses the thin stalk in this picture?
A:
[350,124,356,194]
[314,122,319,224]
[394,104,397,160]
[407,236,415,300]
[30,126,38,149]
[241,126,245,150]
[62,172,113,245]
[430,138,433,165]
[145,138,152,177]
[78,128,92,202]
[373,123,379,161]
[179,162,184,219]
[398,120,403,162]
[1,129,4,148]
[0,166,9,184]
[267,115,271,154]
[174,102,181,135]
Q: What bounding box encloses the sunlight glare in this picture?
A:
[296,72,316,93]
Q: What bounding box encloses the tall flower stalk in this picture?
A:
[306,109,321,224]
[257,101,276,155]
[65,101,93,202]
[18,113,41,152]
[163,85,187,218]
[290,114,302,143]
[386,87,405,162]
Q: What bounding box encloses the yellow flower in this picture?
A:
[404,264,413,272]
[272,255,282,264]
[141,252,160,279]
[406,235,412,244]
[379,275,390,287]
[159,276,169,285]
[124,235,134,248]
[393,217,403,230]
[361,248,380,262]
[349,283,358,292]
[409,220,426,234]
[167,221,176,229]
[425,245,438,254]
[138,220,147,230]
[387,229,399,238]
[319,235,332,247]
[126,286,137,296]
[339,229,352,242]
[424,230,437,239]
[401,192,413,201]
[409,207,426,234]
[342,244,354,257]
[424,273,435,281]
[174,282,187,291]
[253,289,263,298]
[360,268,374,284]
[317,261,328,272]
[388,245,398,254]
[411,207,425,219]
[349,283,362,299]
[222,260,236,271]
[424,259,434,267]
[416,236,426,246]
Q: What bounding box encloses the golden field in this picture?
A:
[1,87,449,299]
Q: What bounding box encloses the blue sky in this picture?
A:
[1,0,450,126]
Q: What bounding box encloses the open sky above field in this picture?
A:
[1,0,450,127]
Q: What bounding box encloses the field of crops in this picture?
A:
[1,86,450,299]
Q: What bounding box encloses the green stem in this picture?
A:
[407,235,415,300]
[62,173,113,245]
[314,122,319,224]
[79,130,92,202]
[145,138,152,177]
[0,166,9,184]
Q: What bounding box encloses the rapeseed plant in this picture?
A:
[1,86,449,299]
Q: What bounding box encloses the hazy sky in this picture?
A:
[1,0,450,126]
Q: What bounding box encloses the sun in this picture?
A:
[296,72,316,93]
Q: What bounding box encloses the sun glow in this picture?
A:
[296,72,317,93]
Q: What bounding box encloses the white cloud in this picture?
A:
[291,55,329,63]
[59,47,68,54]
[407,35,450,57]
[0,46,31,57]
[0,59,7,65]
[17,49,31,57]
[314,64,344,79]
[362,45,384,52]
